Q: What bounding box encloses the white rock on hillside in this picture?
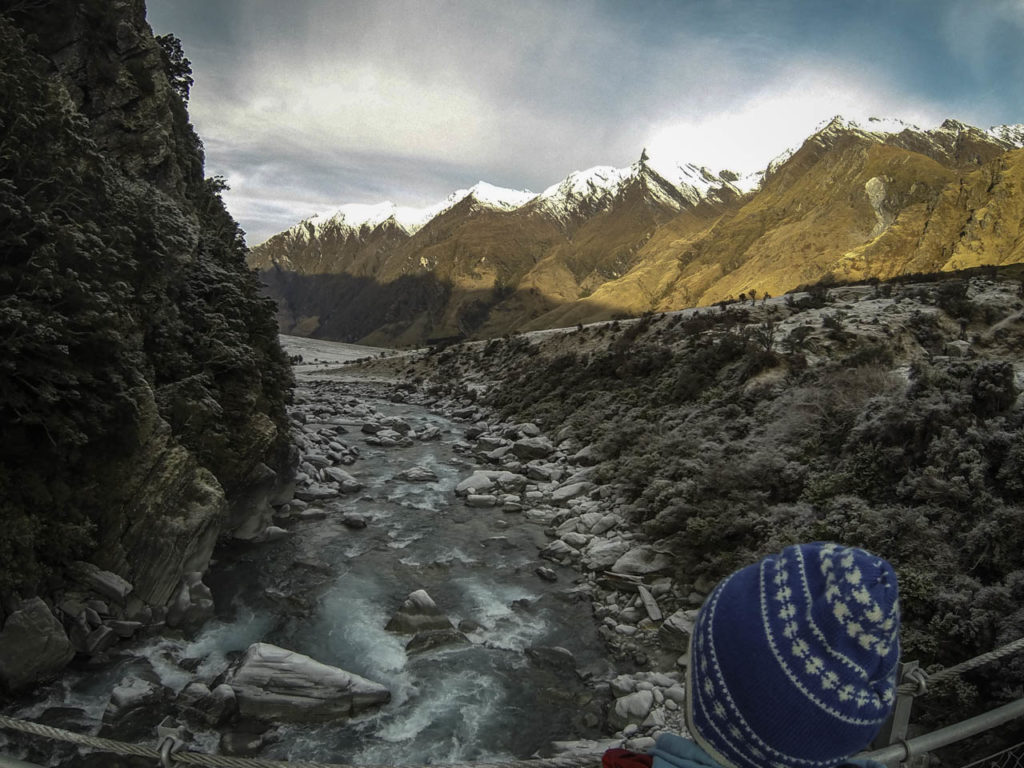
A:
[612,545,673,575]
[511,437,555,460]
[551,482,594,505]
[608,689,655,730]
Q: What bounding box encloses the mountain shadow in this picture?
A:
[255,267,671,347]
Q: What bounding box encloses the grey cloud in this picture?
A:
[144,0,1020,244]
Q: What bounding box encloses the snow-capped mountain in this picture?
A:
[531,165,633,223]
[269,151,750,247]
[250,114,1024,347]
[808,115,1024,163]
[268,114,1024,254]
[285,181,537,242]
[524,151,745,225]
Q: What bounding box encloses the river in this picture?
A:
[7,372,615,766]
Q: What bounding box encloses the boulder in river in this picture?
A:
[405,628,470,654]
[223,643,390,721]
[100,675,169,740]
[323,466,363,493]
[525,645,576,671]
[396,465,438,482]
[177,681,237,726]
[535,566,558,582]
[381,416,412,434]
[341,512,368,529]
[416,425,442,441]
[455,471,495,496]
[295,484,337,502]
[385,589,454,633]
[0,597,75,691]
[365,429,413,447]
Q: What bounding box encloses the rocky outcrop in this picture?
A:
[223,643,391,722]
[0,599,75,692]
[11,0,202,196]
[0,2,293,690]
[86,387,227,610]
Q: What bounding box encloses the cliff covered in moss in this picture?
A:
[0,0,293,688]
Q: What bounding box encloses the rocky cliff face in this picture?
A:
[9,0,201,194]
[251,118,1024,345]
[0,1,293,690]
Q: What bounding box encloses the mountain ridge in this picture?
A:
[253,114,1024,252]
[249,115,1024,345]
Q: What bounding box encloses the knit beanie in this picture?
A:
[685,542,900,768]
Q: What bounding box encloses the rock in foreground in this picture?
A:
[223,643,390,721]
[0,598,75,691]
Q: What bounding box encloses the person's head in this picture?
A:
[685,542,900,768]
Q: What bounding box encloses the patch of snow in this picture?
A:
[280,182,535,241]
[813,115,924,142]
[533,165,633,221]
[284,203,406,242]
[534,149,743,223]
[730,169,765,195]
[857,116,923,134]
[463,181,536,210]
[987,124,1024,149]
[331,202,404,230]
[539,166,632,202]
[645,155,715,194]
[394,200,455,232]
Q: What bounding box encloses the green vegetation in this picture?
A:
[155,32,194,103]
[0,14,292,593]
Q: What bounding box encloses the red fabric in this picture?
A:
[602,748,654,768]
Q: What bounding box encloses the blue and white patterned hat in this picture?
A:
[685,542,901,768]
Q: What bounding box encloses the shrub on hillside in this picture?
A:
[481,312,1024,729]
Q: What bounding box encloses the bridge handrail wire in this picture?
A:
[897,636,1024,697]
[957,738,1024,768]
[0,714,599,768]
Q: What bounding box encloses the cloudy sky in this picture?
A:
[145,0,1024,245]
